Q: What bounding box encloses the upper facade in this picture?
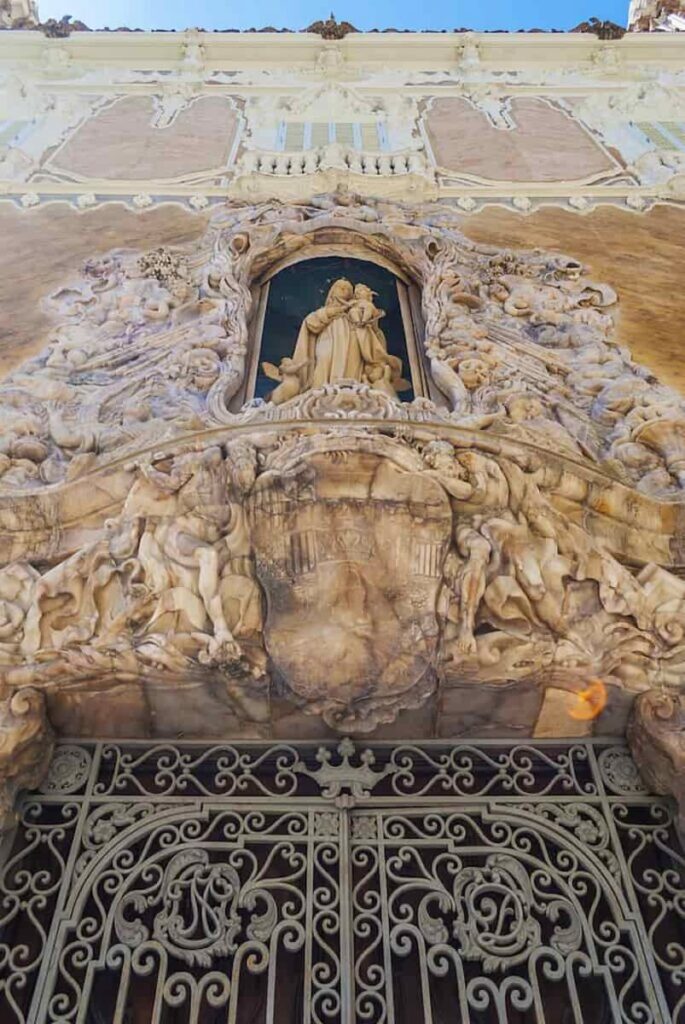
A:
[0,19,684,207]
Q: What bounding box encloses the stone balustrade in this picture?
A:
[237,143,433,178]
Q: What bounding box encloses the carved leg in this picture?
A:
[453,530,490,656]
[197,549,235,637]
[0,688,54,835]
[627,689,685,847]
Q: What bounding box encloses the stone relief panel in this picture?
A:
[423,96,619,183]
[0,74,106,184]
[0,192,683,499]
[1,425,685,741]
[568,83,685,196]
[45,95,240,183]
[233,83,434,199]
[0,192,684,746]
[2,34,685,209]
[0,203,207,377]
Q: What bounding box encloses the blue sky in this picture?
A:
[38,0,629,33]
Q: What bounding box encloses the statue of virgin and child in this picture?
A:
[262,278,410,404]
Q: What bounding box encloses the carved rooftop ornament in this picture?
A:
[0,12,638,34]
[304,12,359,39]
[571,17,627,39]
[0,192,684,752]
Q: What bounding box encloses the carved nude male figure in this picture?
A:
[444,522,492,656]
[133,448,245,662]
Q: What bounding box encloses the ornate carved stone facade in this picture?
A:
[0,13,683,1021]
[0,191,682,765]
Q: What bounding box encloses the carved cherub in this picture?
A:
[346,283,385,327]
[262,356,310,405]
[421,440,476,500]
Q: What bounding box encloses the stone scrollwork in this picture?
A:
[628,689,685,843]
[1,190,685,497]
[0,192,685,739]
[0,687,53,832]
[0,426,683,735]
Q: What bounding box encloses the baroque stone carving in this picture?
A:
[304,15,359,39]
[2,191,685,499]
[0,0,37,27]
[627,689,685,843]
[1,192,685,738]
[262,278,407,403]
[0,688,53,831]
[1,426,685,735]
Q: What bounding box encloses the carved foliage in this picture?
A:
[1,194,685,735]
[1,192,684,499]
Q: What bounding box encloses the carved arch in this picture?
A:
[241,236,428,407]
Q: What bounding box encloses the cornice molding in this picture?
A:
[2,29,685,73]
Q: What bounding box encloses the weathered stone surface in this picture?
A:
[250,448,450,731]
[0,204,207,376]
[425,97,616,182]
[0,192,684,741]
[50,96,239,182]
[461,204,685,396]
[628,689,685,844]
[0,688,53,832]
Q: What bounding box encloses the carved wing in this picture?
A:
[261,361,282,381]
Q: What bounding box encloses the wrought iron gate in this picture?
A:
[0,738,683,1024]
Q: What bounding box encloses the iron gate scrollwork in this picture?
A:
[0,739,683,1023]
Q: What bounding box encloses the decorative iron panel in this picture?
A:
[0,739,682,1024]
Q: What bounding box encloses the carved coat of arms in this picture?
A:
[248,450,451,730]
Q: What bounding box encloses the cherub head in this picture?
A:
[354,284,377,301]
[506,394,545,422]
[423,439,464,477]
[458,358,490,390]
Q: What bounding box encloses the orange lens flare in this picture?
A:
[569,679,608,721]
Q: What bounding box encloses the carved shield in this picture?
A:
[248,451,452,729]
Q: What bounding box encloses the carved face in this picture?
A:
[458,358,490,390]
[170,348,222,392]
[326,279,354,306]
[507,396,544,421]
[423,440,463,477]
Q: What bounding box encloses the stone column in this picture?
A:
[627,689,685,847]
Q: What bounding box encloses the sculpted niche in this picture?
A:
[263,278,407,402]
[0,191,684,791]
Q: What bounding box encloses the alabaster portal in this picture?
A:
[0,191,683,827]
[0,14,684,1023]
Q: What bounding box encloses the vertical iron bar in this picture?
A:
[340,805,354,1024]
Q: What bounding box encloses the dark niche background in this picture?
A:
[254,256,414,402]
